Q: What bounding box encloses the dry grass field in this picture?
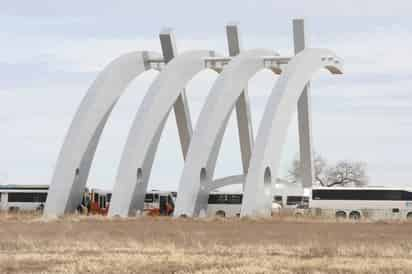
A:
[0,213,412,274]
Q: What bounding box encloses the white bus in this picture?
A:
[207,192,243,217]
[272,181,310,209]
[0,185,48,212]
[310,187,412,220]
[273,195,309,208]
[206,192,298,217]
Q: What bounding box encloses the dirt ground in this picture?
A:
[1,214,412,273]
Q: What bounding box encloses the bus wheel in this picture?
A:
[216,210,226,218]
[335,211,347,219]
[407,213,412,219]
[349,211,361,221]
[9,207,19,213]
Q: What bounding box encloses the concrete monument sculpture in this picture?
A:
[44,19,343,218]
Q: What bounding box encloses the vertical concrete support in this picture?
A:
[294,19,314,188]
[160,29,193,158]
[226,24,254,175]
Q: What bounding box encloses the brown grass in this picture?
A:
[0,213,411,273]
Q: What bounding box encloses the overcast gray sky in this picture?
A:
[0,1,412,191]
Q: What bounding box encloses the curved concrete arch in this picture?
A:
[174,49,278,217]
[44,51,161,216]
[108,50,218,217]
[207,175,245,192]
[241,48,343,217]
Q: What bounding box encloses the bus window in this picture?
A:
[227,195,242,204]
[383,191,402,201]
[312,189,405,201]
[286,196,304,206]
[159,195,167,215]
[273,196,282,204]
[402,191,412,200]
[8,192,47,203]
[208,194,226,204]
[144,194,154,203]
[99,195,106,209]
[208,194,242,205]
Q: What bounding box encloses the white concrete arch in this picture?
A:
[44,51,161,216]
[207,175,245,192]
[174,49,279,217]
[108,50,217,217]
[241,48,343,217]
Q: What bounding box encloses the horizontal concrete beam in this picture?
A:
[202,56,322,74]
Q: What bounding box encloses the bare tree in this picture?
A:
[323,161,368,187]
[288,153,326,185]
[288,154,368,187]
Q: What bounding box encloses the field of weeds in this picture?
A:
[0,213,412,273]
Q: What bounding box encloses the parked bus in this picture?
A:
[143,191,175,216]
[206,192,289,217]
[0,186,177,216]
[0,185,301,218]
[273,195,309,208]
[76,189,175,216]
[0,185,48,212]
[310,187,412,220]
[272,181,310,210]
[207,192,243,217]
[0,185,111,214]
